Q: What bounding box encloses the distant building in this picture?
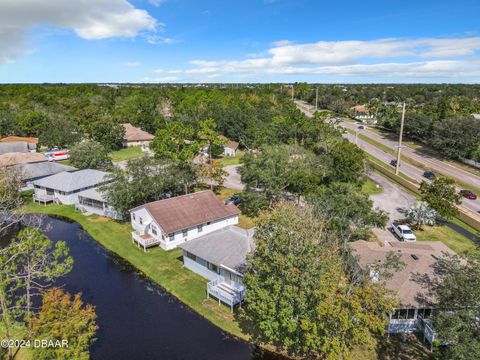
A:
[219,136,239,156]
[122,123,155,148]
[179,226,254,311]
[350,105,377,124]
[130,190,240,251]
[32,169,112,205]
[350,240,456,345]
[0,137,38,152]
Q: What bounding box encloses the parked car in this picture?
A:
[225,194,241,206]
[460,190,477,200]
[358,125,365,129]
[390,223,417,242]
[390,160,398,167]
[423,171,436,179]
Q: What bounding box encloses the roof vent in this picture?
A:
[411,254,419,261]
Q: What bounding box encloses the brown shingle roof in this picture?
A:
[0,136,39,144]
[136,190,240,234]
[350,240,456,308]
[219,135,239,150]
[0,152,48,166]
[122,123,155,142]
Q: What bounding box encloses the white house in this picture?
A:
[129,190,240,251]
[350,105,377,124]
[32,169,111,206]
[179,226,254,311]
[76,187,122,220]
[350,240,456,346]
[219,136,239,156]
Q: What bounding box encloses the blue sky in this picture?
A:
[0,0,480,83]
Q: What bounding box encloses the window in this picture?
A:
[197,224,203,233]
[162,234,165,240]
[132,213,136,221]
[182,229,188,237]
[139,217,143,225]
[151,226,157,236]
[169,234,175,242]
[186,252,196,261]
[208,262,218,273]
[206,222,211,225]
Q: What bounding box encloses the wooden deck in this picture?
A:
[131,231,160,252]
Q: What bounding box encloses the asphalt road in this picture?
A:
[295,100,480,215]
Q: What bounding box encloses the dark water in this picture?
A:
[16,216,282,360]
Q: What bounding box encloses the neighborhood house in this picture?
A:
[130,190,240,251]
[16,162,76,190]
[179,226,254,311]
[122,123,155,148]
[220,136,239,156]
[32,169,111,206]
[350,240,456,346]
[0,136,38,152]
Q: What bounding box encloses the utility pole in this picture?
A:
[395,102,406,175]
[315,86,319,112]
[291,85,294,101]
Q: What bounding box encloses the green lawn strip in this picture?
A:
[362,178,382,196]
[218,151,244,167]
[22,203,248,340]
[109,146,146,162]
[366,155,418,184]
[415,224,478,254]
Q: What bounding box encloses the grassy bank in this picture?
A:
[109,146,146,162]
[22,202,247,340]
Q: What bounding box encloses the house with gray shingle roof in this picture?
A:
[32,169,112,205]
[179,226,254,311]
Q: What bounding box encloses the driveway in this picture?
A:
[223,165,245,191]
[368,171,417,244]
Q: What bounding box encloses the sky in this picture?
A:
[0,0,480,83]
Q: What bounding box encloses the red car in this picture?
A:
[460,190,477,200]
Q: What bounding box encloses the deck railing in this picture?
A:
[131,231,160,251]
[207,277,245,311]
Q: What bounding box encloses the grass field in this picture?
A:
[109,146,146,162]
[22,202,248,341]
[415,224,478,254]
[218,151,244,167]
[362,178,382,196]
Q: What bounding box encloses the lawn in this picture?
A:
[362,178,382,196]
[109,146,146,162]
[218,151,244,167]
[22,202,248,341]
[415,223,478,254]
[216,187,255,229]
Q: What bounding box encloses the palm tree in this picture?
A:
[405,201,436,230]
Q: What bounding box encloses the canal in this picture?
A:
[15,216,281,360]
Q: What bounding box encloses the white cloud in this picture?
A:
[144,35,180,45]
[160,37,480,81]
[148,0,166,7]
[0,0,158,63]
[122,61,140,67]
[271,39,294,47]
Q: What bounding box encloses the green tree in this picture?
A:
[16,111,48,137]
[326,140,366,184]
[420,177,461,219]
[242,203,396,359]
[90,117,125,151]
[39,116,78,148]
[0,167,24,233]
[197,159,226,191]
[197,118,225,163]
[101,157,196,216]
[308,182,387,245]
[9,227,73,324]
[426,253,480,359]
[150,121,199,162]
[69,140,113,171]
[238,191,269,217]
[30,288,97,360]
[404,201,437,230]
